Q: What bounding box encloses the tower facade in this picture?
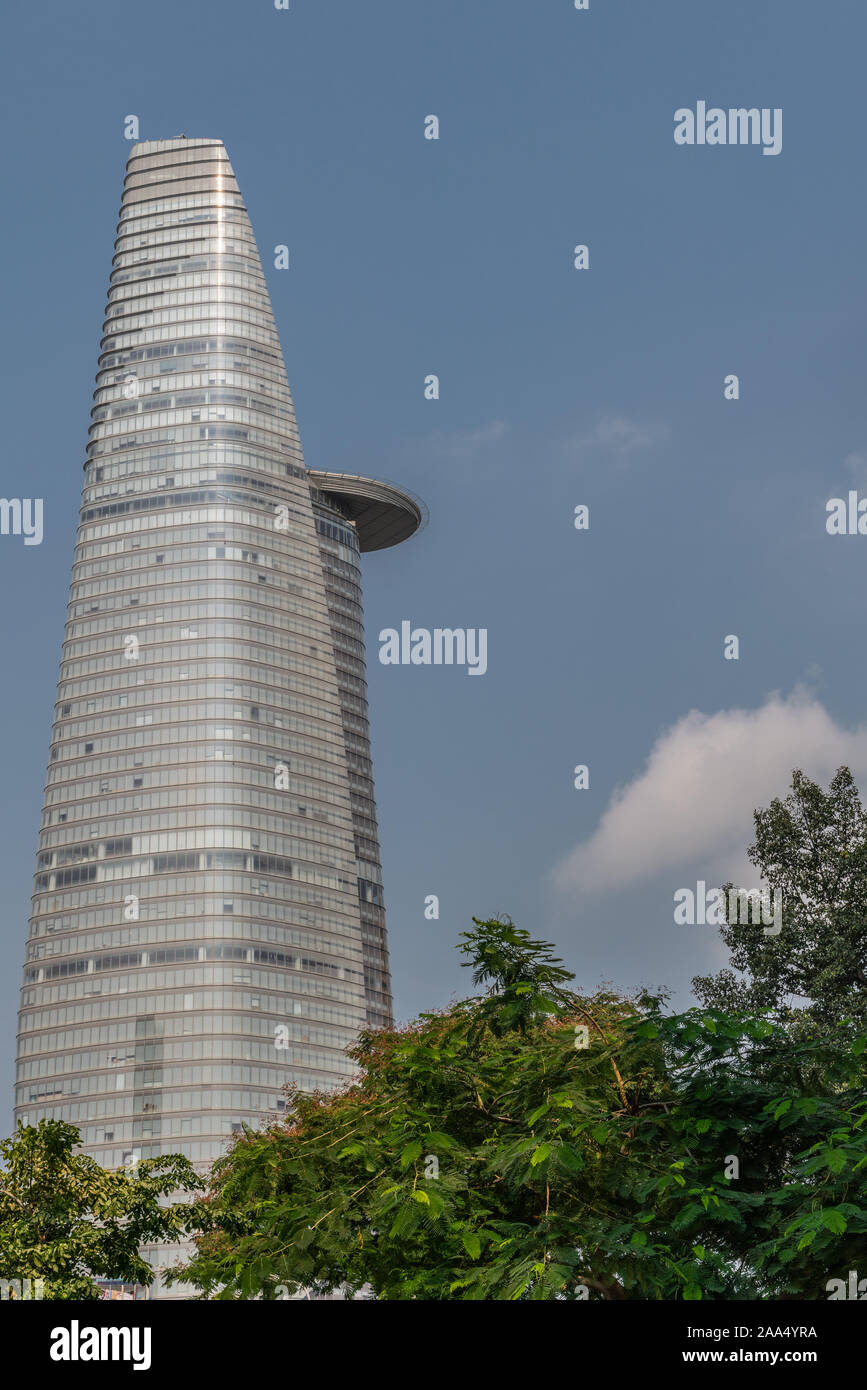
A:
[13,140,422,1275]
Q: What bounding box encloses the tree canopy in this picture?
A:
[171,905,866,1300]
[0,1119,203,1299]
[694,767,867,1033]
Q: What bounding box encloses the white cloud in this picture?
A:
[552,691,867,895]
[572,413,669,460]
[845,450,867,484]
[428,419,509,462]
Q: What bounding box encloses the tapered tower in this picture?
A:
[14,139,422,1285]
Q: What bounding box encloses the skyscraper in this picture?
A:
[14,139,423,1284]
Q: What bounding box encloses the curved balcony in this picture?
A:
[306,470,427,552]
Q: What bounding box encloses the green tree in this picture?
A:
[0,1119,203,1298]
[694,767,867,1032]
[172,919,866,1300]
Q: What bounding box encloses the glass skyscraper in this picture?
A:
[13,138,423,1286]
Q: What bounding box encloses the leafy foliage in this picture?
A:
[694,767,867,1032]
[173,918,866,1300]
[0,1119,203,1298]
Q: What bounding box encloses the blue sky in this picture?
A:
[2,0,867,1131]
